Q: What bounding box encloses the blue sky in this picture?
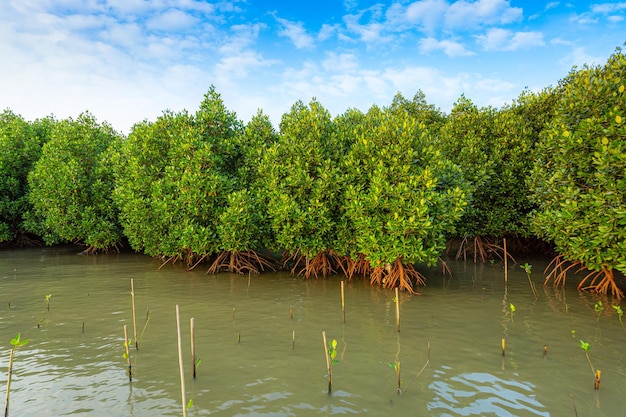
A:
[1,1,625,133]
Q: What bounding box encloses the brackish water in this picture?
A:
[1,246,625,416]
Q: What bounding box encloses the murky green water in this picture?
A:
[1,246,625,416]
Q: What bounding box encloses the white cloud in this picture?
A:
[545,2,560,11]
[219,23,265,54]
[419,37,475,56]
[275,17,315,49]
[591,2,626,14]
[343,13,390,43]
[404,0,447,34]
[558,46,607,70]
[317,23,339,41]
[477,28,544,51]
[146,9,199,31]
[445,0,523,29]
[322,52,359,72]
[399,0,523,33]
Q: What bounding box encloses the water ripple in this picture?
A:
[428,369,550,417]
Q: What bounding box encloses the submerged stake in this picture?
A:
[191,318,196,379]
[175,305,187,417]
[503,238,508,283]
[123,325,132,382]
[501,338,506,357]
[322,331,332,394]
[395,287,400,333]
[341,281,345,323]
[131,279,138,350]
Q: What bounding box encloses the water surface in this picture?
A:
[1,246,624,416]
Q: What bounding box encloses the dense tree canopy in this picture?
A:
[437,90,558,261]
[0,111,52,244]
[258,99,349,277]
[2,48,625,298]
[530,48,626,298]
[25,112,122,252]
[343,105,468,292]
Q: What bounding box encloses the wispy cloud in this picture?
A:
[401,0,522,33]
[477,28,545,51]
[275,16,315,48]
[571,1,626,24]
[419,37,475,56]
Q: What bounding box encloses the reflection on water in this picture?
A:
[0,246,624,416]
[429,368,549,416]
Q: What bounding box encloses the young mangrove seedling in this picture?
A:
[186,398,193,410]
[594,301,604,324]
[5,333,30,417]
[612,305,625,331]
[509,303,516,323]
[579,339,601,389]
[122,325,132,382]
[388,361,401,394]
[520,263,538,299]
[322,332,338,394]
[44,294,52,311]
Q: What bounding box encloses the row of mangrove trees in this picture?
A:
[1,48,624,297]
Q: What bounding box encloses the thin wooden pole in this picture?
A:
[4,349,14,417]
[123,325,132,382]
[341,281,345,323]
[292,330,296,350]
[503,238,508,283]
[395,287,400,333]
[176,305,187,417]
[501,338,506,357]
[322,331,332,393]
[131,279,138,350]
[397,361,401,395]
[190,318,196,379]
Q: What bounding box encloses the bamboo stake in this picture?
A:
[503,238,508,283]
[341,281,345,323]
[176,305,187,417]
[4,349,14,417]
[594,370,601,390]
[322,331,332,394]
[131,279,138,350]
[191,318,196,379]
[395,287,400,333]
[289,308,293,319]
[501,338,506,357]
[123,325,132,382]
[292,330,296,350]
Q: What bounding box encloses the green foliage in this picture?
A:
[438,94,545,238]
[115,86,270,264]
[509,303,516,322]
[387,91,446,131]
[579,339,590,352]
[0,110,53,243]
[258,99,347,258]
[328,338,338,363]
[343,105,468,268]
[217,111,277,253]
[25,112,123,251]
[10,333,29,349]
[529,48,626,286]
[594,301,604,322]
